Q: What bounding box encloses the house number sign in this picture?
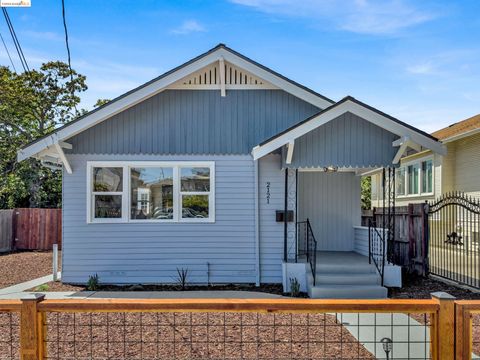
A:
[266,182,271,204]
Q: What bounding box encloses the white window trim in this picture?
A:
[396,156,434,199]
[86,161,215,224]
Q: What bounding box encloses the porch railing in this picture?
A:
[297,219,318,286]
[368,218,386,286]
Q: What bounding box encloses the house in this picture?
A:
[371,113,480,208]
[18,44,445,298]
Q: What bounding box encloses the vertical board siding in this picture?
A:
[66,90,320,155]
[0,210,13,252]
[286,112,399,168]
[258,154,284,283]
[298,172,361,251]
[14,209,62,250]
[62,154,257,284]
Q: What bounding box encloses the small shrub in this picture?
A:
[35,284,49,292]
[86,273,99,291]
[175,268,189,290]
[289,277,301,297]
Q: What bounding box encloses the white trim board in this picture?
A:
[18,45,333,162]
[252,98,446,161]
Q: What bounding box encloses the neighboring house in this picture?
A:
[371,113,480,208]
[18,44,445,298]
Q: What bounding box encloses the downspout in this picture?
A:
[254,159,260,286]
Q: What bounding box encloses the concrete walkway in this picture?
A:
[337,313,430,359]
[0,272,62,296]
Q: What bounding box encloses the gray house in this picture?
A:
[18,44,445,298]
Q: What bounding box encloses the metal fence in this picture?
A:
[0,294,464,360]
[428,193,480,288]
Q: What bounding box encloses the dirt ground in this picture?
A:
[0,251,61,289]
[390,273,480,299]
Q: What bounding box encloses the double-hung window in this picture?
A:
[87,162,215,223]
[90,167,125,221]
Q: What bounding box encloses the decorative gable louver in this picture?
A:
[170,60,277,90]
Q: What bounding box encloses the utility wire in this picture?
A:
[60,0,78,115]
[2,8,29,73]
[0,30,17,72]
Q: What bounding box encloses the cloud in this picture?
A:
[170,20,207,35]
[230,0,436,35]
[406,62,435,75]
[22,30,63,41]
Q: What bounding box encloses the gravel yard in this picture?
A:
[41,312,375,359]
[0,251,60,289]
[389,273,480,299]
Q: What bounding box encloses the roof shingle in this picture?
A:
[432,113,480,140]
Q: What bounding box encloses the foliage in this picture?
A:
[361,176,372,210]
[94,98,110,108]
[289,277,301,297]
[0,62,87,209]
[86,273,100,291]
[175,267,189,290]
[35,284,49,292]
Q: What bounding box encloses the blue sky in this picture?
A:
[1,0,479,133]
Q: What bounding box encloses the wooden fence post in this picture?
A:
[431,292,456,360]
[20,294,45,360]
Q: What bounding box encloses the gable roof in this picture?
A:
[432,113,480,142]
[252,96,446,161]
[18,44,334,161]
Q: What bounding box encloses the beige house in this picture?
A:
[371,113,480,207]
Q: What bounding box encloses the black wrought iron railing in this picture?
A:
[297,219,318,286]
[368,218,386,286]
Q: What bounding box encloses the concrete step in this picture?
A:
[309,284,388,299]
[315,273,381,285]
[315,263,377,275]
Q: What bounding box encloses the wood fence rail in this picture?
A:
[0,208,61,253]
[1,293,473,360]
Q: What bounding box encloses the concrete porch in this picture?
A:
[306,251,388,299]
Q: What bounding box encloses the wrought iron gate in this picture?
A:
[428,192,480,287]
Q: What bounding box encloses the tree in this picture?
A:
[361,176,372,210]
[0,62,87,208]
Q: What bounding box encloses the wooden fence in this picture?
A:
[0,209,14,252]
[0,293,468,360]
[0,208,61,253]
[362,203,428,275]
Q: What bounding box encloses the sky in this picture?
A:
[1,0,479,133]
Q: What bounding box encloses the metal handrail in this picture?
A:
[297,219,318,286]
[368,218,385,286]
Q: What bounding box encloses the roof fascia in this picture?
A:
[252,99,446,160]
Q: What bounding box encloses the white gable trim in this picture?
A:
[18,46,333,162]
[252,99,446,161]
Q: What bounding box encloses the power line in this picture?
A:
[61,0,73,83]
[0,30,17,72]
[2,8,29,73]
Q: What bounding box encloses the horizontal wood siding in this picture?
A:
[452,132,480,198]
[298,172,361,251]
[62,154,257,284]
[286,112,399,168]
[353,226,369,257]
[258,154,284,283]
[66,90,320,155]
